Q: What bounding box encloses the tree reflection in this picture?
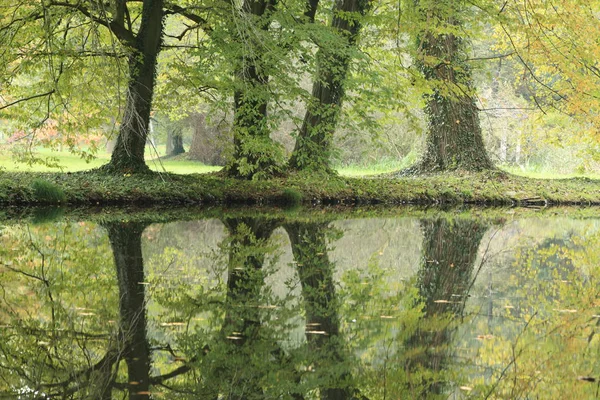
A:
[189,216,292,399]
[285,221,365,400]
[408,217,488,397]
[105,221,152,399]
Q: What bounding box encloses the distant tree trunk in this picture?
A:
[102,0,164,174]
[407,1,494,173]
[187,113,229,165]
[105,221,151,399]
[225,0,283,179]
[288,0,371,173]
[166,124,185,157]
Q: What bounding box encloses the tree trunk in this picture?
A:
[105,221,151,399]
[407,2,494,173]
[288,0,370,173]
[187,113,228,165]
[103,0,164,174]
[225,0,283,179]
[167,124,185,157]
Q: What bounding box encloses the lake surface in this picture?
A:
[1,207,599,399]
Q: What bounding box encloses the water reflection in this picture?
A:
[106,221,151,399]
[285,221,364,399]
[407,218,488,397]
[0,211,599,398]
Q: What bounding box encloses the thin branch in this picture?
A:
[0,90,55,111]
[164,4,213,33]
[466,51,516,62]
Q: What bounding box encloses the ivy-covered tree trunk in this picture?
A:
[105,221,152,399]
[225,0,283,180]
[288,0,370,173]
[408,1,494,173]
[103,0,164,174]
[407,218,488,396]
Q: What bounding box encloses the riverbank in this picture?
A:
[0,169,599,207]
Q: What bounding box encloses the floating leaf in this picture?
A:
[578,376,596,382]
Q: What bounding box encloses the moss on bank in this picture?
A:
[0,169,599,207]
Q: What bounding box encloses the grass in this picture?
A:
[0,148,221,174]
[0,148,401,176]
[501,165,600,180]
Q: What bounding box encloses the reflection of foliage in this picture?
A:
[0,222,118,396]
[474,227,600,398]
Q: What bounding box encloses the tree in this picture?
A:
[288,0,371,173]
[405,0,495,173]
[223,0,287,179]
[285,221,367,399]
[0,0,215,174]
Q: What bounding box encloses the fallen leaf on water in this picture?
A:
[554,309,578,313]
[160,322,185,327]
[380,315,395,319]
[476,334,494,340]
[434,300,452,304]
[578,376,596,382]
[459,386,473,391]
[306,330,328,335]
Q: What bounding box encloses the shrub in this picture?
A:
[281,188,303,206]
[31,179,66,203]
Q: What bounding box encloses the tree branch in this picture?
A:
[0,90,55,111]
[47,1,136,46]
[164,4,213,33]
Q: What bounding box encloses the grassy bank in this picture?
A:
[1,149,599,206]
[0,167,599,207]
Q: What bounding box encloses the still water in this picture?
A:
[1,208,599,399]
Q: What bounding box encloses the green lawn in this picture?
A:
[0,148,402,176]
[0,148,221,174]
[3,149,599,179]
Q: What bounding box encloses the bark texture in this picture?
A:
[408,1,494,173]
[103,0,164,174]
[289,0,371,172]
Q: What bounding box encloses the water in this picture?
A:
[1,207,599,399]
